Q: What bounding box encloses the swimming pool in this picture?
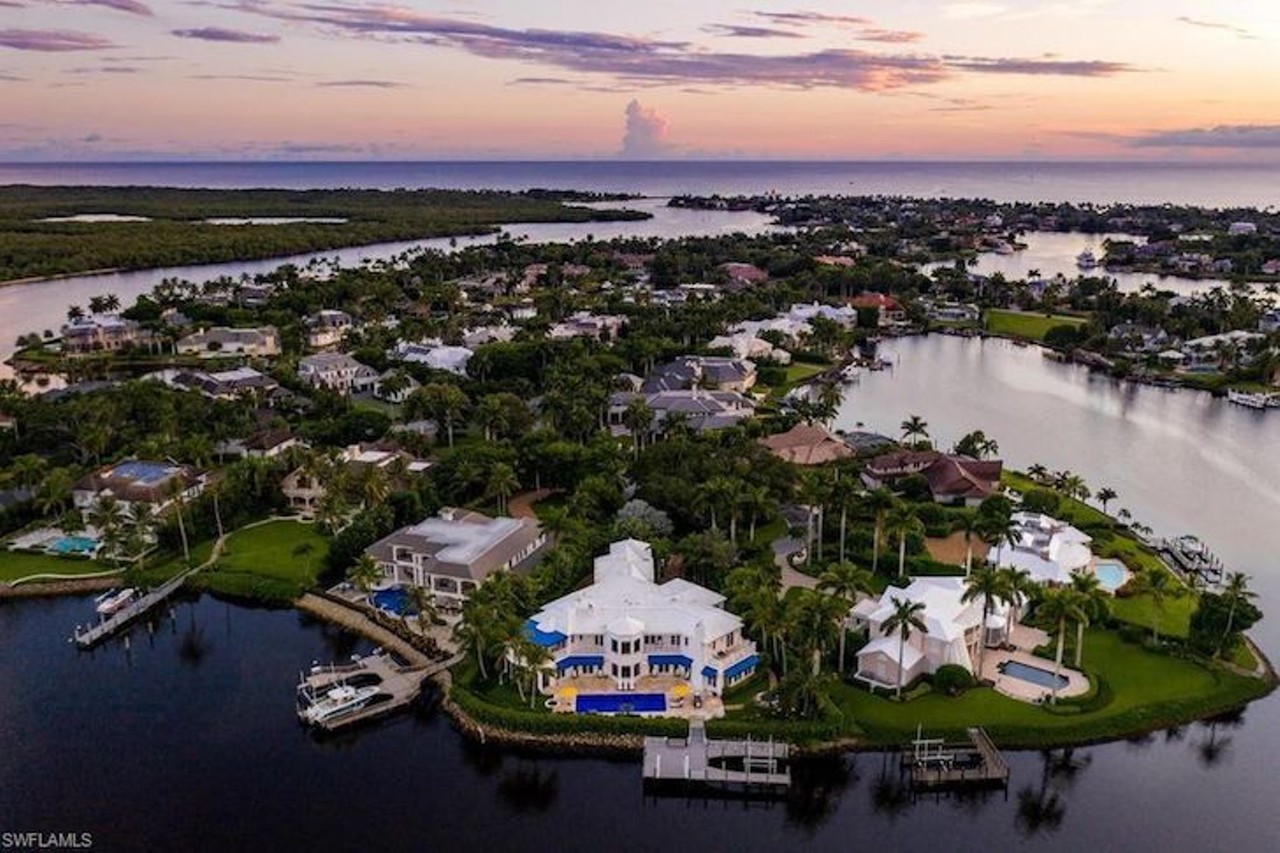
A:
[1094,559,1129,593]
[575,693,667,714]
[1000,661,1068,690]
[370,587,410,616]
[49,536,99,556]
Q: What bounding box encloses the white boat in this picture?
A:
[1076,250,1099,270]
[1227,389,1274,410]
[94,588,137,617]
[299,683,380,725]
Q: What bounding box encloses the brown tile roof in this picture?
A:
[759,424,854,466]
[865,450,1001,500]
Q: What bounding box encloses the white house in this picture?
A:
[522,539,759,700]
[297,352,379,395]
[387,340,474,376]
[852,576,1010,688]
[986,512,1093,585]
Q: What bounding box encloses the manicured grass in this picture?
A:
[783,362,829,384]
[199,520,330,601]
[1111,594,1196,639]
[828,628,1269,747]
[127,540,216,588]
[0,549,117,583]
[986,309,1087,342]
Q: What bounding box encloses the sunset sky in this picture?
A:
[2,1,1278,161]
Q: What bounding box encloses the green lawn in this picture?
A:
[1110,594,1196,639]
[198,520,330,601]
[0,549,119,584]
[986,309,1088,342]
[828,629,1268,747]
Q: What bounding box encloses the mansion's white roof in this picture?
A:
[988,512,1092,584]
[860,576,995,644]
[528,539,740,641]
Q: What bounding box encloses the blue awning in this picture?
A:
[701,665,717,679]
[556,655,604,671]
[724,654,759,680]
[524,618,567,648]
[648,654,692,669]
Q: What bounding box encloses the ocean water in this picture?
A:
[3,160,1279,207]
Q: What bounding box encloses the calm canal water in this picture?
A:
[3,336,1280,851]
[2,593,1276,852]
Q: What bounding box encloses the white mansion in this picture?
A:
[522,539,759,698]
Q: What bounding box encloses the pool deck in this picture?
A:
[547,674,725,719]
[981,624,1090,703]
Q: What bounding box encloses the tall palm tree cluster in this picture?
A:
[452,571,548,706]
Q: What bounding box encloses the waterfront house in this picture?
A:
[521,539,758,699]
[364,508,547,606]
[73,459,204,513]
[305,310,356,350]
[986,512,1093,585]
[862,450,1003,507]
[177,326,280,357]
[1108,323,1171,354]
[759,423,854,466]
[297,352,379,395]
[848,292,907,327]
[927,302,981,324]
[852,576,1010,687]
[60,315,152,354]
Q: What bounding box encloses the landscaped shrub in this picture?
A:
[932,664,976,695]
[1020,488,1061,515]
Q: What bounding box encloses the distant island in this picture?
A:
[0,185,649,284]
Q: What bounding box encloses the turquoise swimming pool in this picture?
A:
[49,536,99,556]
[1094,559,1129,593]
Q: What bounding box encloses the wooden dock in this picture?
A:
[70,568,196,649]
[901,727,1009,790]
[643,720,791,794]
[297,651,455,733]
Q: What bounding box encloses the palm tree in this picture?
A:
[622,397,654,457]
[884,505,922,580]
[957,513,982,577]
[347,553,383,595]
[740,484,772,542]
[787,588,847,677]
[406,585,439,635]
[1095,487,1118,515]
[963,565,1006,679]
[1027,463,1048,483]
[830,475,860,564]
[87,495,127,567]
[866,488,896,576]
[164,477,191,566]
[817,561,875,674]
[882,596,927,699]
[1068,570,1111,667]
[997,566,1036,640]
[978,511,1020,568]
[1037,587,1085,704]
[1216,571,1257,659]
[1059,474,1090,503]
[38,467,75,517]
[1131,567,1177,645]
[899,414,930,446]
[486,462,519,516]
